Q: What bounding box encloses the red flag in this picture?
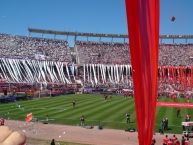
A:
[25,113,33,122]
[125,0,160,145]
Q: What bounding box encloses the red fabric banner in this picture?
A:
[125,0,160,145]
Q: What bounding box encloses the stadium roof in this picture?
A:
[28,28,193,40]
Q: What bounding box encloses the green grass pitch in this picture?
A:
[0,94,193,134]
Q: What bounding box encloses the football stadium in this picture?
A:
[0,0,193,145]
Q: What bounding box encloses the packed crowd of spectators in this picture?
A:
[0,33,193,66]
[0,33,71,62]
[76,41,130,64]
[159,44,193,66]
[76,41,193,66]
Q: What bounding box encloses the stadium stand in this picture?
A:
[75,41,130,64]
[159,44,193,66]
[0,33,193,65]
[76,41,193,66]
[0,33,192,100]
[0,33,71,62]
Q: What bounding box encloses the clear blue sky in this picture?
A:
[0,0,193,36]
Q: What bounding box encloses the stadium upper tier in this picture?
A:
[76,41,193,66]
[0,33,71,62]
[75,41,130,64]
[0,33,192,66]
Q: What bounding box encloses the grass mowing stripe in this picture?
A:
[115,99,135,122]
[2,94,94,109]
[50,97,118,119]
[45,98,133,128]
[1,99,68,116]
[50,96,124,120]
[0,95,101,119]
[79,98,129,120]
[0,97,66,111]
[97,100,135,129]
[39,97,102,118]
[67,96,126,119]
[38,98,126,122]
[98,99,133,121]
[26,97,100,117]
[0,97,75,117]
[11,95,99,116]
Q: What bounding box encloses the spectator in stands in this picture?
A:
[3,89,7,96]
